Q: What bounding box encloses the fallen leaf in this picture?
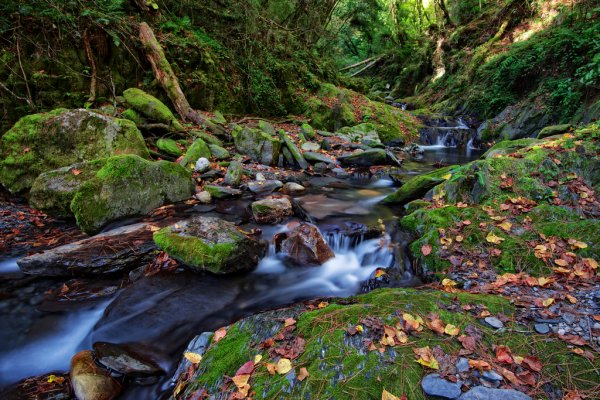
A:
[213,327,227,343]
[486,232,505,244]
[468,359,491,371]
[421,244,433,256]
[71,169,82,176]
[284,318,296,327]
[318,301,329,309]
[495,346,513,364]
[254,354,263,364]
[414,347,439,369]
[498,221,512,232]
[232,374,250,389]
[235,361,255,376]
[184,352,202,364]
[265,363,276,375]
[382,389,405,400]
[298,367,309,381]
[275,358,292,374]
[566,294,577,304]
[442,278,457,288]
[542,298,554,307]
[427,318,445,335]
[521,356,542,372]
[444,324,459,337]
[403,313,424,332]
[47,374,65,384]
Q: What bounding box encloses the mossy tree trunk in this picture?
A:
[138,22,204,125]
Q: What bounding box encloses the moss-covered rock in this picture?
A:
[69,155,193,234]
[279,130,309,169]
[251,196,293,224]
[157,138,183,157]
[223,161,243,186]
[123,88,184,131]
[336,123,381,144]
[300,123,316,139]
[209,144,230,160]
[179,139,211,168]
[232,126,281,165]
[383,165,458,205]
[153,216,267,274]
[0,109,149,194]
[482,138,539,159]
[172,288,598,400]
[537,124,572,139]
[338,149,388,167]
[120,109,144,125]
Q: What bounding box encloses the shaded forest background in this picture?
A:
[0,0,598,132]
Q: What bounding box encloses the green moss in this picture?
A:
[208,144,230,161]
[123,88,184,131]
[383,165,458,205]
[120,109,144,125]
[157,138,183,157]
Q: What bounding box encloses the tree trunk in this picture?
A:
[138,22,204,125]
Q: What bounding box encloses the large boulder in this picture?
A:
[232,126,281,165]
[153,216,267,274]
[0,109,149,194]
[482,138,539,159]
[275,222,334,265]
[123,88,183,131]
[17,223,159,276]
[31,155,193,234]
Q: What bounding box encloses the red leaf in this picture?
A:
[521,356,542,372]
[421,244,432,256]
[235,361,255,376]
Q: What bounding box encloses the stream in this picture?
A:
[0,142,483,398]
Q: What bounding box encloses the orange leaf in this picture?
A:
[298,367,309,381]
[71,169,82,176]
[495,346,513,364]
[213,327,227,343]
[522,356,542,372]
[421,244,432,256]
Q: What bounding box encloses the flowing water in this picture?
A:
[0,143,484,397]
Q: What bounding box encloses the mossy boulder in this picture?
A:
[537,124,572,139]
[120,109,144,125]
[153,216,267,274]
[338,149,388,167]
[482,138,539,159]
[336,123,381,145]
[179,139,211,168]
[67,155,193,234]
[300,123,316,139]
[232,126,281,165]
[0,109,149,194]
[157,138,183,157]
[223,161,243,186]
[209,144,230,161]
[172,288,597,400]
[123,88,184,131]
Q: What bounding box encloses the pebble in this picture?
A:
[459,386,531,400]
[456,357,470,373]
[194,191,212,204]
[562,313,576,325]
[484,317,504,329]
[557,328,566,336]
[482,371,503,382]
[194,157,210,173]
[534,323,550,334]
[421,373,462,399]
[255,173,266,181]
[282,182,306,195]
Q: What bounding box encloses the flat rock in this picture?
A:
[247,179,283,195]
[93,342,164,378]
[459,386,531,400]
[421,373,462,399]
[338,149,387,167]
[17,223,158,276]
[302,151,336,165]
[251,196,293,224]
[301,142,321,152]
[205,185,243,199]
[484,317,504,329]
[282,182,306,195]
[534,323,550,334]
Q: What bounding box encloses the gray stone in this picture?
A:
[172,332,213,382]
[338,149,388,167]
[534,323,550,334]
[93,342,163,377]
[208,144,230,160]
[279,130,309,169]
[421,373,462,399]
[459,386,531,400]
[194,191,212,204]
[282,182,306,195]
[204,185,243,199]
[301,142,321,152]
[251,196,293,224]
[484,317,504,329]
[562,313,576,325]
[232,126,280,165]
[194,157,211,173]
[248,179,283,195]
[482,371,503,382]
[456,357,470,373]
[223,161,243,186]
[303,151,336,165]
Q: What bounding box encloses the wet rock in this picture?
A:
[382,170,447,205]
[338,149,388,167]
[0,108,149,194]
[123,88,183,130]
[484,317,504,329]
[301,142,321,152]
[172,332,213,383]
[194,191,212,204]
[279,130,309,169]
[70,350,122,400]
[332,168,349,178]
[456,357,470,373]
[153,215,267,274]
[251,196,293,224]
[534,323,550,334]
[180,138,211,168]
[232,125,280,165]
[459,386,531,400]
[93,342,163,378]
[204,185,243,199]
[247,179,283,195]
[303,151,336,165]
[275,222,334,265]
[17,223,158,276]
[156,138,182,157]
[223,161,243,186]
[421,373,462,399]
[1,372,71,400]
[194,157,211,173]
[282,182,306,195]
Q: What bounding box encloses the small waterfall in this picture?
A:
[325,231,356,253]
[419,116,478,148]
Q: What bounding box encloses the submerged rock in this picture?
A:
[232,126,281,165]
[0,108,149,194]
[251,196,293,224]
[93,342,164,378]
[153,216,267,274]
[275,222,334,265]
[123,88,183,131]
[17,223,158,276]
[70,350,122,400]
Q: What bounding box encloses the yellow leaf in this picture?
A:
[537,277,552,287]
[318,301,329,308]
[254,354,263,364]
[498,221,512,232]
[382,389,403,400]
[542,298,554,307]
[356,324,364,334]
[566,294,577,304]
[486,232,505,244]
[442,174,452,180]
[584,258,598,269]
[444,324,460,336]
[184,352,202,364]
[442,278,457,288]
[298,367,309,381]
[416,356,439,369]
[284,318,296,327]
[403,313,424,331]
[47,374,65,384]
[276,358,292,374]
[440,237,453,246]
[554,259,569,267]
[232,374,250,389]
[265,363,277,375]
[570,240,588,249]
[456,235,464,242]
[396,329,408,344]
